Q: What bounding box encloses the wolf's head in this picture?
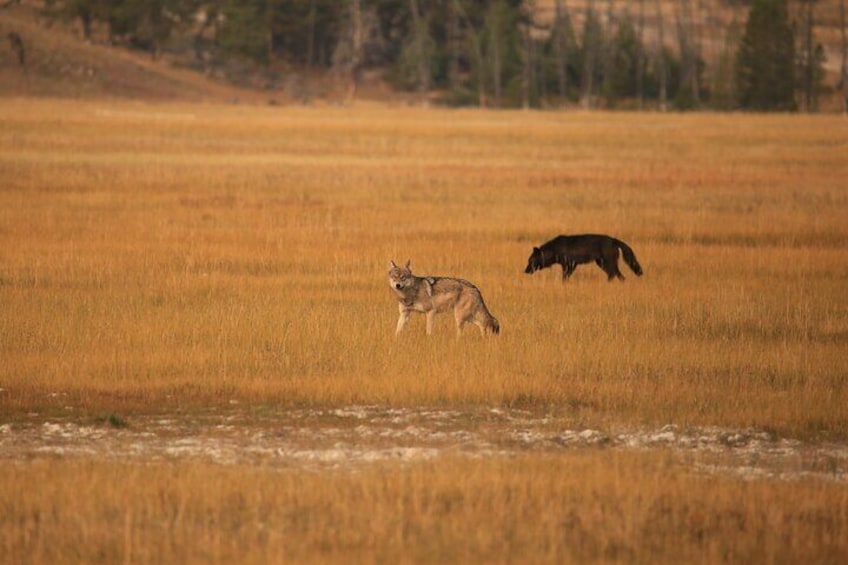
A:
[524,247,548,274]
[388,260,413,291]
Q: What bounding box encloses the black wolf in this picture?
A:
[524,234,643,281]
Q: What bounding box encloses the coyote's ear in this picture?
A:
[389,259,398,269]
[404,260,411,270]
[533,247,540,252]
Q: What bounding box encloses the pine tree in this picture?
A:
[579,0,604,109]
[735,0,796,111]
[711,17,742,110]
[217,0,272,64]
[602,15,644,107]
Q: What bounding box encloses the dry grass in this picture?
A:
[2,99,846,436]
[2,453,847,564]
[1,98,847,563]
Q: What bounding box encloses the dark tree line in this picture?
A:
[39,0,840,111]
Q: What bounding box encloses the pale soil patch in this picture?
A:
[2,406,845,482]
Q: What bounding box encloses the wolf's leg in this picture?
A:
[595,257,605,272]
[602,249,624,281]
[561,261,575,281]
[603,264,620,280]
[395,308,411,335]
[602,256,624,281]
[425,311,437,335]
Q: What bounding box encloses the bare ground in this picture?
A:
[2,405,846,482]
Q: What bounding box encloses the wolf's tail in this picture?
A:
[614,239,643,276]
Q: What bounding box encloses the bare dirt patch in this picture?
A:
[2,406,846,482]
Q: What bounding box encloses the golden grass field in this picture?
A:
[1,98,847,562]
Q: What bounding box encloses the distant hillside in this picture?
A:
[535,0,846,76]
[0,1,406,105]
[1,0,845,109]
[0,4,268,103]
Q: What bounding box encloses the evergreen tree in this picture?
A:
[579,0,604,108]
[602,15,644,107]
[481,0,521,107]
[797,0,827,112]
[217,0,272,64]
[550,0,577,103]
[397,0,435,97]
[110,0,198,59]
[271,0,342,67]
[711,17,742,110]
[736,0,796,111]
[58,0,111,41]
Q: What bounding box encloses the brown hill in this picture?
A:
[0,3,267,103]
[2,1,845,107]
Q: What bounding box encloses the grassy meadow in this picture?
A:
[3,452,847,563]
[1,99,845,434]
[1,98,847,562]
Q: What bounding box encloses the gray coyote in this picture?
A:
[388,260,500,336]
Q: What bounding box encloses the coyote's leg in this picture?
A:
[425,310,437,335]
[454,313,466,337]
[470,312,488,337]
[395,307,411,336]
[454,298,474,337]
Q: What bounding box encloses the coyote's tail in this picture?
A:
[487,316,501,335]
[614,239,643,276]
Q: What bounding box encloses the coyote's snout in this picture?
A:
[388,260,500,337]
